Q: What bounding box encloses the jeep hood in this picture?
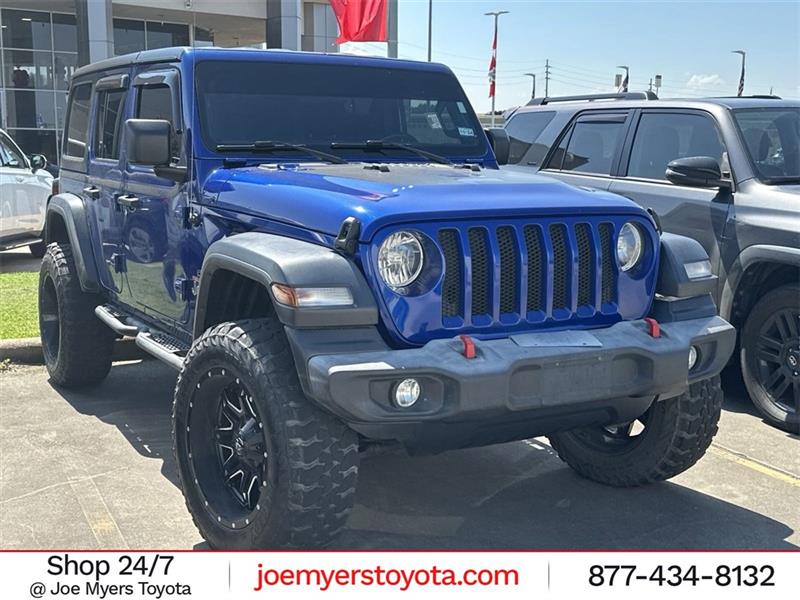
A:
[206,163,651,241]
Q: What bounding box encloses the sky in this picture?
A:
[340,0,800,113]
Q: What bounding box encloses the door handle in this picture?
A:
[83,185,100,200]
[115,194,140,210]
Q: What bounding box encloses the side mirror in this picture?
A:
[30,154,47,172]
[665,156,728,188]
[125,118,171,166]
[485,127,510,165]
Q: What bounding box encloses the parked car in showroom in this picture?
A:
[504,93,800,432]
[41,48,735,548]
[0,128,54,258]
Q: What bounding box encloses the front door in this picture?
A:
[609,109,733,275]
[120,66,192,326]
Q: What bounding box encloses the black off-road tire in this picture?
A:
[549,376,722,487]
[740,284,799,433]
[29,240,46,258]
[38,242,114,387]
[173,318,359,549]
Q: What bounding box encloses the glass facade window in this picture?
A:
[194,26,214,48]
[2,9,52,51]
[146,21,189,50]
[0,9,78,168]
[113,18,145,56]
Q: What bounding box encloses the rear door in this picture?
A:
[86,72,130,294]
[539,111,632,191]
[120,66,191,326]
[608,109,733,273]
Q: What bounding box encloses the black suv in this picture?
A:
[504,93,799,432]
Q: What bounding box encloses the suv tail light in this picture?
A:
[51,178,60,197]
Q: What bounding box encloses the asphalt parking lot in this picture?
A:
[0,357,798,550]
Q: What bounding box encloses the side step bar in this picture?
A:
[135,333,185,370]
[95,304,188,370]
[95,305,139,336]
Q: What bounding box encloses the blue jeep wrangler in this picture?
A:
[40,47,735,548]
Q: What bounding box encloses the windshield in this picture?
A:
[195,60,488,160]
[732,107,800,184]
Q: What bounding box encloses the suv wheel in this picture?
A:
[173,318,359,548]
[740,284,799,433]
[549,376,721,486]
[39,242,114,387]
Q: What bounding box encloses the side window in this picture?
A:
[560,120,626,175]
[93,88,127,160]
[136,84,180,158]
[628,112,725,180]
[0,132,26,168]
[63,82,92,162]
[505,111,555,164]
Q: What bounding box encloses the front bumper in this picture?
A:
[305,316,735,452]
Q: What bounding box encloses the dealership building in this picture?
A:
[0,0,393,164]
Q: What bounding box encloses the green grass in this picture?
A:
[0,271,39,339]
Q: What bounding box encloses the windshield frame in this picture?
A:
[731,106,800,185]
[192,57,491,164]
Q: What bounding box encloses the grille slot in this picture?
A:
[576,223,593,307]
[497,226,517,314]
[468,228,491,316]
[523,225,544,312]
[549,224,569,310]
[439,230,462,318]
[599,223,616,305]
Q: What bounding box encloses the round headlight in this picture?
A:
[616,222,644,272]
[378,231,424,289]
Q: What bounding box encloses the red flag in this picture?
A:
[330,0,388,44]
[488,28,497,98]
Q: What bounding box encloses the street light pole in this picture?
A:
[732,50,746,96]
[485,10,509,127]
[616,65,629,92]
[427,0,433,62]
[524,73,536,100]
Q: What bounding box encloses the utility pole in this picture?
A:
[524,73,536,100]
[485,10,509,127]
[544,59,550,97]
[427,0,432,61]
[648,78,653,92]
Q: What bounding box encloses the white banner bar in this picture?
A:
[1,551,797,599]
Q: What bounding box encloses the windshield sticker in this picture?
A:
[458,127,476,137]
[427,113,442,129]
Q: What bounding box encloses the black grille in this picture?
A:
[497,226,517,314]
[439,230,462,318]
[599,223,616,305]
[576,223,593,307]
[523,225,544,312]
[438,220,618,324]
[468,228,490,316]
[550,224,569,310]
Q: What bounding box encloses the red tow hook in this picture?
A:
[459,335,477,359]
[644,317,661,338]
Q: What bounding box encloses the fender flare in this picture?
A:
[194,232,378,338]
[45,193,101,293]
[719,244,800,321]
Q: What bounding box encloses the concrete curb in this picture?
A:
[0,337,146,365]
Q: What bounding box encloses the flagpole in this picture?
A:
[485,10,509,128]
[732,50,746,96]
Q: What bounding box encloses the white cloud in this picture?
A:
[686,73,726,90]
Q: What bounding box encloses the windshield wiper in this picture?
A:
[215,140,348,165]
[330,140,453,165]
[762,175,800,185]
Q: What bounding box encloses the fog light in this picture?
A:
[394,378,420,408]
[688,345,699,370]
